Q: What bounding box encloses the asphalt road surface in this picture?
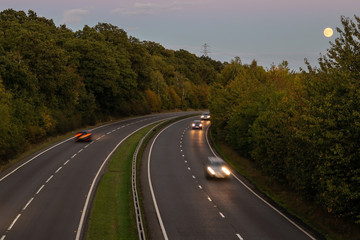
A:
[0,112,197,240]
[143,116,317,240]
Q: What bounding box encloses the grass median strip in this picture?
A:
[85,114,200,240]
[85,124,155,240]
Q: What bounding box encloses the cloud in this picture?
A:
[111,2,187,16]
[62,9,89,25]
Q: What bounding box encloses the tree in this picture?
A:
[306,15,360,223]
[0,77,26,162]
[145,89,161,112]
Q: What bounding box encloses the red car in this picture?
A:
[74,131,92,142]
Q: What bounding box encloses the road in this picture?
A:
[0,112,196,240]
[143,116,317,240]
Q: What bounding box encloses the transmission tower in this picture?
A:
[201,43,210,57]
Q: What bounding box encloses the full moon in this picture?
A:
[324,27,333,37]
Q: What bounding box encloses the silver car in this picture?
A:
[200,112,210,120]
[205,157,231,179]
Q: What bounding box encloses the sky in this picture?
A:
[2,0,360,70]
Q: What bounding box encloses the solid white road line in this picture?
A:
[205,124,316,240]
[147,119,191,240]
[75,119,169,240]
[0,137,74,182]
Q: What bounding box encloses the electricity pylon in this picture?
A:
[201,43,210,57]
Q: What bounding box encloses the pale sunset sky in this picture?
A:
[1,0,360,70]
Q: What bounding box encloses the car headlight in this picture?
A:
[199,124,202,127]
[207,167,216,175]
[222,167,231,175]
[192,124,195,127]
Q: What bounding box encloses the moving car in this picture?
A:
[192,120,203,129]
[205,156,231,179]
[74,131,92,142]
[201,112,210,120]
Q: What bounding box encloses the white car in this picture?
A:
[200,112,210,120]
[205,157,231,179]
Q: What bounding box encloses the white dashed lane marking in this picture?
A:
[236,233,244,240]
[23,198,34,211]
[36,185,45,195]
[8,214,21,231]
[45,175,53,183]
[180,126,246,240]
[2,120,153,239]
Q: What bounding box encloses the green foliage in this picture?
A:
[0,77,26,162]
[0,9,221,163]
[210,15,360,226]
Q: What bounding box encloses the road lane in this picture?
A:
[145,116,316,240]
[0,112,197,240]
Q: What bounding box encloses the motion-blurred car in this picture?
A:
[74,131,92,142]
[205,156,231,179]
[192,120,203,129]
[201,112,210,120]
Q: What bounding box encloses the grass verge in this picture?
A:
[85,114,197,240]
[210,131,360,240]
[85,125,154,240]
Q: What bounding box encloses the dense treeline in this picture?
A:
[209,16,360,224]
[0,9,222,163]
[2,7,359,227]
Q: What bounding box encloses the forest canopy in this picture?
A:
[209,15,360,225]
[0,9,222,162]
